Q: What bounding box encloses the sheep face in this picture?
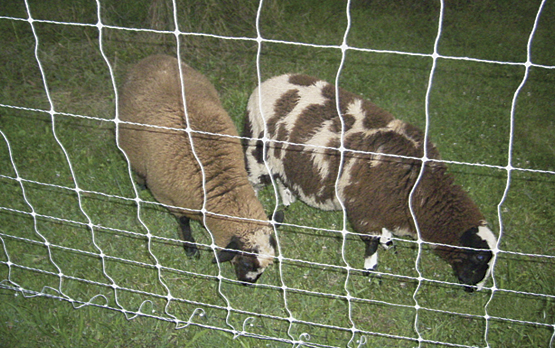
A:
[231,253,268,283]
[214,232,277,283]
[451,226,497,291]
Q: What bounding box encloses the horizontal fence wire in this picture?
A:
[0,0,554,347]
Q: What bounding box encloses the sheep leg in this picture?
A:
[134,172,148,190]
[178,216,199,258]
[362,236,380,272]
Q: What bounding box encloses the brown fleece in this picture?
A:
[118,54,270,249]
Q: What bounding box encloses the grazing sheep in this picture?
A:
[118,54,276,283]
[243,73,497,290]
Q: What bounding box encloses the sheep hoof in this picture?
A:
[382,240,394,250]
[363,269,383,285]
[184,244,200,259]
[134,173,147,190]
[363,268,375,276]
[384,242,397,255]
[371,276,383,286]
[463,285,475,293]
[272,210,285,226]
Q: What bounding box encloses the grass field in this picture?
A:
[1,0,554,347]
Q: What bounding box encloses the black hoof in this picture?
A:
[363,267,383,285]
[463,285,475,293]
[272,210,285,226]
[184,244,200,259]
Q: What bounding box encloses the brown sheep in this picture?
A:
[118,54,276,282]
[243,73,497,291]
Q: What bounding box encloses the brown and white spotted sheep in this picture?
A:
[118,54,276,283]
[243,73,497,291]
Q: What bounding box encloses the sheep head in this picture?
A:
[449,225,497,291]
[213,230,277,283]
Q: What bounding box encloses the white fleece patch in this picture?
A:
[277,180,296,206]
[477,225,497,250]
[244,269,264,281]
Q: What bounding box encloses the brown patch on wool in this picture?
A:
[281,142,339,205]
[322,82,393,131]
[337,113,356,133]
[289,74,319,86]
[269,123,288,159]
[274,89,300,120]
[267,90,301,158]
[361,99,394,130]
[289,103,333,144]
[320,84,357,115]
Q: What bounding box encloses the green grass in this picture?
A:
[1,0,555,347]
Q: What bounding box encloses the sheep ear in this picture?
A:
[212,239,241,264]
